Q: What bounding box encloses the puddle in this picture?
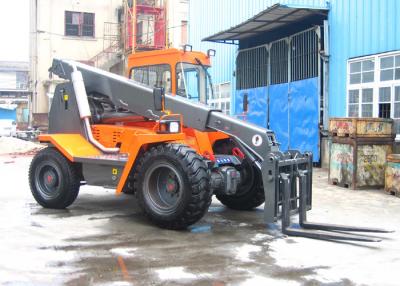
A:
[189,225,212,233]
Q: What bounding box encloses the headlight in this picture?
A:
[157,120,181,133]
[168,121,180,133]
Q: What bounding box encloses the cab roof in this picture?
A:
[127,48,211,69]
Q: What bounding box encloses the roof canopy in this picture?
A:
[203,4,328,44]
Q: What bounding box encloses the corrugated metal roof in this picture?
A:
[203,4,327,43]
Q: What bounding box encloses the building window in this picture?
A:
[379,87,391,118]
[380,55,400,81]
[130,64,171,93]
[361,88,373,117]
[349,59,374,84]
[65,11,95,37]
[16,71,28,90]
[347,51,400,120]
[208,82,231,114]
[395,86,400,118]
[348,89,359,117]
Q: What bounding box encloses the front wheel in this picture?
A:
[134,144,212,230]
[29,147,80,209]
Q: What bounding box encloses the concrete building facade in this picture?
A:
[29,0,188,125]
[29,0,123,124]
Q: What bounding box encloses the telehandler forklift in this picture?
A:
[29,49,390,241]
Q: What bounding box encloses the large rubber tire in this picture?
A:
[134,144,212,230]
[216,160,265,210]
[29,147,80,209]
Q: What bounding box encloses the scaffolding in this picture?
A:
[123,0,167,53]
[89,0,167,71]
[89,22,122,69]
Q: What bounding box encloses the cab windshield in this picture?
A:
[176,62,212,104]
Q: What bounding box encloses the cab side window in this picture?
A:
[130,64,171,93]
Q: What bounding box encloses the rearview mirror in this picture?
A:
[153,87,164,111]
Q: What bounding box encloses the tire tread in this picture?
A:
[133,143,211,229]
[29,147,80,209]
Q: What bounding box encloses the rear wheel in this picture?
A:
[134,144,211,230]
[216,159,265,210]
[29,147,80,209]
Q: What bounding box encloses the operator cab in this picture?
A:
[127,48,214,105]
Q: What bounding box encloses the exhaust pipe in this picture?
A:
[83,117,119,153]
[70,63,119,153]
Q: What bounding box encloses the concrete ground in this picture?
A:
[0,154,399,286]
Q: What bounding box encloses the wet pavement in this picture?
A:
[1,154,400,286]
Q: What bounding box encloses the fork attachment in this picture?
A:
[262,151,392,242]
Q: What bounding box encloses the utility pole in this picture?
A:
[28,0,38,128]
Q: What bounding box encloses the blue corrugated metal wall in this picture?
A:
[329,0,400,116]
[189,0,400,117]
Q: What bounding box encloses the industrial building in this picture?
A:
[188,0,400,163]
[29,0,188,127]
[0,61,30,127]
[29,0,123,126]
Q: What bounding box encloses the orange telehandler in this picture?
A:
[28,48,390,241]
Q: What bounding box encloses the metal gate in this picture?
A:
[235,27,322,162]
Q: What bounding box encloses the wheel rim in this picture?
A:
[143,162,183,215]
[35,161,61,200]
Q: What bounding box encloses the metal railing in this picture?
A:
[236,46,268,90]
[236,27,320,90]
[270,39,288,85]
[90,22,122,69]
